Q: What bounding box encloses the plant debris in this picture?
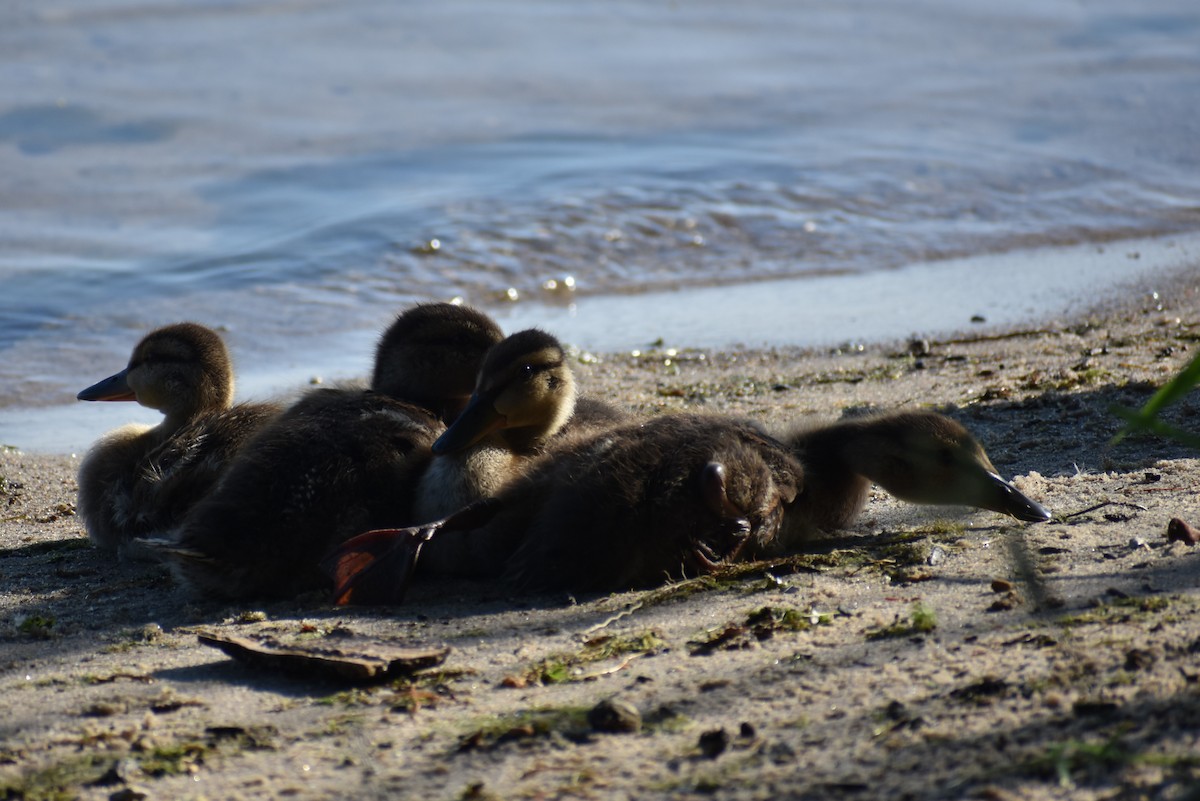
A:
[196,629,450,683]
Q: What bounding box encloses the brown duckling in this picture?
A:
[327,413,802,603]
[413,328,628,523]
[773,410,1049,551]
[76,322,279,555]
[139,303,504,600]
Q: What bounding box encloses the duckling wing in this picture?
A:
[161,390,441,600]
[132,402,281,534]
[77,425,154,552]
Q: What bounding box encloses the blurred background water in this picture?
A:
[2,0,1199,451]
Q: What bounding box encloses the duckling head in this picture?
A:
[371,303,504,422]
[432,329,577,456]
[77,323,234,426]
[843,411,1050,522]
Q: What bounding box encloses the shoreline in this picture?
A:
[5,231,1200,455]
[3,272,1200,799]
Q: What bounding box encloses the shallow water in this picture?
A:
[2,0,1199,451]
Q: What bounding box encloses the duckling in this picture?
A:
[76,323,279,555]
[772,410,1050,551]
[327,413,802,603]
[498,414,801,593]
[370,302,507,423]
[413,328,628,523]
[139,303,504,599]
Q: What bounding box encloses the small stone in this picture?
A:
[908,338,931,357]
[91,759,140,787]
[138,623,163,643]
[1124,648,1156,671]
[588,698,642,734]
[1042,691,1067,709]
[990,578,1014,593]
[84,701,127,717]
[1167,518,1199,545]
[697,728,729,759]
[109,788,150,801]
[1073,699,1118,717]
[988,591,1022,612]
[928,546,946,566]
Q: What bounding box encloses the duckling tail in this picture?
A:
[132,537,213,563]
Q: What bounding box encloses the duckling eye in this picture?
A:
[520,363,536,379]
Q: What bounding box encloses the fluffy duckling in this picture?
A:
[76,323,279,555]
[141,303,504,599]
[773,410,1049,551]
[327,413,802,603]
[497,414,801,593]
[413,328,628,522]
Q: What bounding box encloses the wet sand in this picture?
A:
[3,279,1200,799]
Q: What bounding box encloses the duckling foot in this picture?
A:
[324,526,437,606]
[696,461,754,569]
[325,499,508,605]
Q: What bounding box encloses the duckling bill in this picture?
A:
[77,371,138,402]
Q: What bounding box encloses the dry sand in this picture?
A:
[4,281,1200,800]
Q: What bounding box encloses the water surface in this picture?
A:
[1,0,1198,450]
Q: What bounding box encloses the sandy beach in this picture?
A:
[4,281,1200,800]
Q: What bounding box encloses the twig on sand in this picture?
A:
[1058,500,1149,520]
[582,603,646,636]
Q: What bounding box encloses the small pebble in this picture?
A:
[908,338,931,357]
[1124,648,1156,671]
[990,578,1013,593]
[988,591,1022,612]
[588,698,642,734]
[928,546,946,567]
[1167,518,1199,545]
[109,788,150,801]
[138,623,163,643]
[85,701,127,717]
[697,728,729,759]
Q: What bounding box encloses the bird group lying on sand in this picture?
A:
[76,303,1050,604]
